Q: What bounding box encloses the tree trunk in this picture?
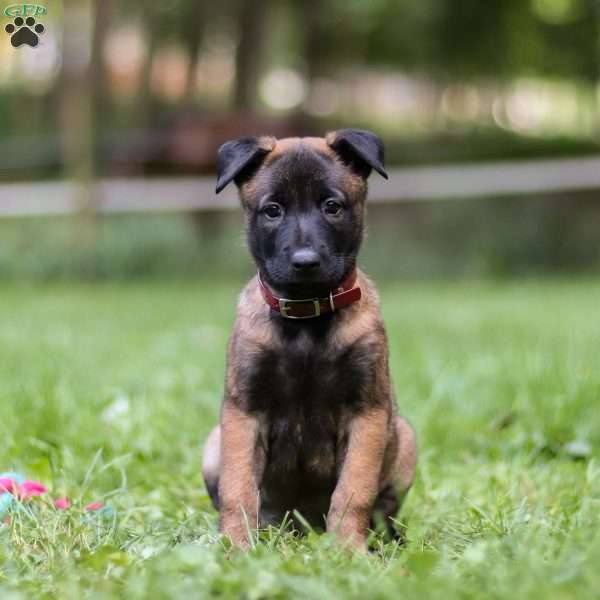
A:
[233,0,268,111]
[90,0,111,141]
[58,0,111,254]
[179,5,205,102]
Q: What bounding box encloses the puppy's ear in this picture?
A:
[326,129,388,180]
[215,136,276,193]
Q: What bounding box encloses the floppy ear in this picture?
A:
[215,136,276,194]
[326,129,388,180]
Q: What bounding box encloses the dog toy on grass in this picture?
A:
[0,472,47,519]
[0,471,111,521]
[0,472,25,517]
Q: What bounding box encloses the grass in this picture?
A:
[0,278,599,599]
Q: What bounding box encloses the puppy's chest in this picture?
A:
[246,330,371,414]
[266,407,341,481]
[246,331,372,477]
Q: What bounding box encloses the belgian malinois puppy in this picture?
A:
[202,129,417,550]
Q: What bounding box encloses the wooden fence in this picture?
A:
[1,155,600,217]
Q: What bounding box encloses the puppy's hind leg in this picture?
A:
[372,415,417,542]
[202,425,221,510]
[393,414,417,508]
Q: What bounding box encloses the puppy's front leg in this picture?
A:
[218,402,263,549]
[327,408,388,550]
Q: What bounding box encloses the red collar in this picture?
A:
[258,268,362,319]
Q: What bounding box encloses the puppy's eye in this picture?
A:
[323,199,343,216]
[263,203,283,219]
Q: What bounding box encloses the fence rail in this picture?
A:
[1,155,600,217]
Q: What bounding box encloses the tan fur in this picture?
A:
[218,403,265,548]
[327,408,389,548]
[240,136,366,210]
[265,136,335,163]
[392,416,418,494]
[331,272,383,349]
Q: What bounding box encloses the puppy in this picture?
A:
[202,129,417,551]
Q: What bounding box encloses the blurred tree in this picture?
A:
[55,0,113,256]
[233,0,269,110]
[57,0,107,200]
[177,1,207,100]
[91,0,111,123]
[299,0,332,80]
[278,0,598,84]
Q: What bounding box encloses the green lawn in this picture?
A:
[1,279,599,599]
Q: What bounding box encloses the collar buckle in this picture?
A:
[278,297,321,319]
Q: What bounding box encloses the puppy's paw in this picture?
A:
[225,535,253,552]
[220,519,255,551]
[331,530,368,553]
[327,513,369,552]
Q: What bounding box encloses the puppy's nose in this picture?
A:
[291,248,320,271]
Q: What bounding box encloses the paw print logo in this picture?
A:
[5,16,45,48]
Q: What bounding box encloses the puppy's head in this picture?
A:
[215,129,387,297]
